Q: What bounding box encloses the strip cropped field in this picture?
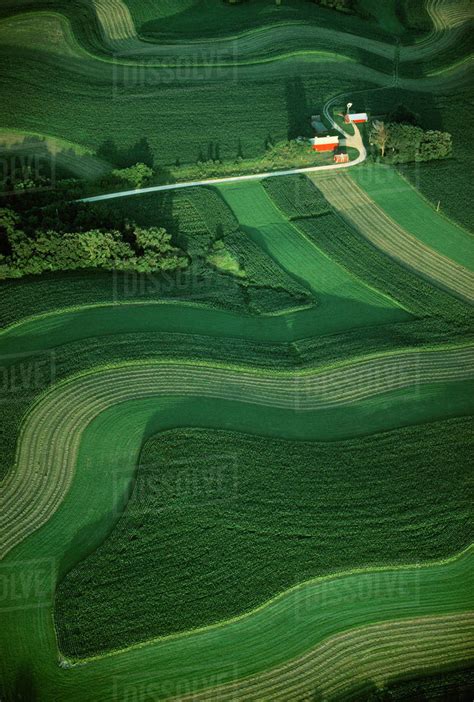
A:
[314,173,474,302]
[2,344,473,559]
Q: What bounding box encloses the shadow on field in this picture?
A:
[57,514,114,582]
[285,77,312,141]
[96,136,154,168]
[241,223,315,297]
[1,663,39,701]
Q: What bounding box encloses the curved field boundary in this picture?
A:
[93,0,391,58]
[29,0,473,68]
[0,128,110,179]
[3,531,473,700]
[315,173,474,303]
[426,0,474,32]
[0,10,354,68]
[175,613,474,701]
[0,11,89,58]
[53,547,474,694]
[402,0,474,62]
[1,344,473,558]
[2,6,471,77]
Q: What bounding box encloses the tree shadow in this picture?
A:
[56,514,116,584]
[1,662,39,701]
[285,77,311,141]
[96,136,154,168]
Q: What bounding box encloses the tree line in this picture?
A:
[225,0,356,14]
[370,121,452,163]
[0,192,187,280]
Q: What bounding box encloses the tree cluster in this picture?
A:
[0,209,188,280]
[111,163,154,190]
[310,0,354,12]
[224,0,355,12]
[370,121,452,163]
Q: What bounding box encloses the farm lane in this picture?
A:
[82,125,366,203]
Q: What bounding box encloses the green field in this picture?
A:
[1,1,474,700]
[350,165,474,270]
[218,180,407,332]
[0,0,470,174]
[314,172,474,303]
[56,418,473,657]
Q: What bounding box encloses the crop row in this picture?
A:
[315,174,474,303]
[296,213,470,321]
[262,175,331,220]
[1,299,469,486]
[2,345,473,558]
[260,177,470,322]
[177,613,474,701]
[56,416,473,657]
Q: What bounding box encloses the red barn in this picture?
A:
[334,153,349,164]
[344,112,368,124]
[311,136,339,152]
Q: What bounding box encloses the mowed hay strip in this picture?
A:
[427,0,474,31]
[403,0,474,58]
[175,613,474,701]
[1,344,473,558]
[93,0,137,46]
[315,174,474,303]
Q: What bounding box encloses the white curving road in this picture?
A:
[82,124,366,202]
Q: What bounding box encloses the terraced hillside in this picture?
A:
[1,1,473,701]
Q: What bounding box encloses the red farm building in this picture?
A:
[334,153,349,164]
[311,136,339,152]
[344,112,368,124]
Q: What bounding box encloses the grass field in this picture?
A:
[218,181,408,332]
[314,172,474,302]
[349,165,474,270]
[1,1,473,700]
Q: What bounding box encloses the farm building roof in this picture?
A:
[347,112,368,122]
[310,136,339,145]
